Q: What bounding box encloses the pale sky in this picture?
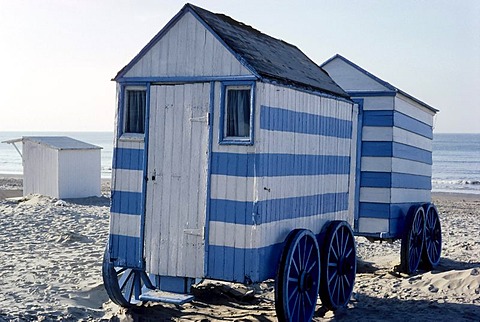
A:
[1,0,479,133]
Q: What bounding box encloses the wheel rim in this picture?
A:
[275,229,320,322]
[401,206,425,274]
[408,207,424,273]
[320,221,356,310]
[422,204,441,268]
[102,246,153,307]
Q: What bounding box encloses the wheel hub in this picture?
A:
[298,270,313,292]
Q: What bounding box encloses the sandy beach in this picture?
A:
[0,176,478,321]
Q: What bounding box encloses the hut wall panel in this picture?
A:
[23,141,59,197]
[395,96,435,126]
[207,83,354,282]
[57,149,101,198]
[321,58,390,92]
[358,217,389,234]
[362,126,432,153]
[124,12,251,78]
[109,136,145,268]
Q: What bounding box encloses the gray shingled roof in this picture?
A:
[115,4,349,99]
[188,4,349,98]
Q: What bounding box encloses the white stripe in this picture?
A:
[361,96,394,111]
[361,157,392,172]
[112,169,143,193]
[360,187,431,203]
[358,218,389,234]
[393,127,432,151]
[360,187,391,203]
[361,157,432,177]
[259,130,352,156]
[395,96,435,126]
[362,126,392,141]
[208,210,350,249]
[117,137,145,150]
[362,126,432,151]
[210,174,350,202]
[110,213,141,237]
[262,83,353,120]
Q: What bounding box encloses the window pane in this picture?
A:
[226,88,250,137]
[125,90,146,134]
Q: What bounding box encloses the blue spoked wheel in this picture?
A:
[401,206,425,274]
[275,229,321,322]
[102,246,153,307]
[319,221,356,311]
[422,204,442,269]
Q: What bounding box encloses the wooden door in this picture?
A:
[144,83,210,278]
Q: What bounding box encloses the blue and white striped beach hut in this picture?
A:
[322,54,440,274]
[103,4,358,319]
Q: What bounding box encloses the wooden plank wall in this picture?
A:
[208,83,354,283]
[109,137,144,268]
[358,95,435,236]
[23,141,59,197]
[123,11,252,78]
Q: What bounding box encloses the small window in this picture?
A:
[125,89,146,134]
[225,86,251,138]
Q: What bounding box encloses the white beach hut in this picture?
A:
[3,136,102,199]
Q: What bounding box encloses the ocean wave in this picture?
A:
[432,179,480,186]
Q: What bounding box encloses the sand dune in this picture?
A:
[0,177,478,321]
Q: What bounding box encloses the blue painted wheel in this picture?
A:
[102,246,153,307]
[275,229,321,322]
[422,204,442,269]
[401,206,425,274]
[319,221,356,311]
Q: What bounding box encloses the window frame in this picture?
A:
[121,85,147,138]
[219,81,255,145]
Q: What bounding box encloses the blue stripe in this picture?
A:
[359,202,418,219]
[363,110,393,127]
[113,148,144,170]
[111,191,143,215]
[395,112,433,139]
[110,234,141,268]
[207,242,284,283]
[210,192,349,225]
[211,152,351,177]
[363,110,432,139]
[361,142,432,164]
[361,172,432,189]
[358,202,422,238]
[260,106,352,138]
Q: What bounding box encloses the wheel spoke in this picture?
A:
[330,244,339,260]
[118,269,134,291]
[306,259,317,273]
[305,243,313,270]
[123,274,135,301]
[345,247,353,259]
[343,274,351,288]
[342,230,349,257]
[328,269,338,284]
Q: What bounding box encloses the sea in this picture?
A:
[0,132,479,194]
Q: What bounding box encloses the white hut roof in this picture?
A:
[3,136,102,150]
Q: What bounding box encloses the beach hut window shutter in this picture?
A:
[125,89,146,134]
